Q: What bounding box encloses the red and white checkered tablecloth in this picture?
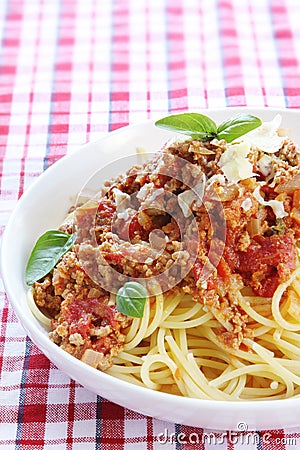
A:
[2,0,300,448]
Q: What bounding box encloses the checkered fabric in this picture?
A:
[1,0,300,448]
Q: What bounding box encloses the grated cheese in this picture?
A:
[136,182,155,201]
[241,198,252,212]
[256,154,274,177]
[113,188,130,212]
[177,190,198,217]
[206,174,226,187]
[218,141,254,183]
[253,186,287,218]
[242,114,286,153]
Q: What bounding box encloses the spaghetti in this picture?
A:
[106,267,300,400]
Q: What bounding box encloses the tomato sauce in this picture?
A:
[61,297,118,339]
[193,233,296,297]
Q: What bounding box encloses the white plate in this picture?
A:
[2,107,300,430]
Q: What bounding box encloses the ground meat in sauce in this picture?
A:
[33,132,300,367]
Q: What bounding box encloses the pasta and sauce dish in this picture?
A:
[26,112,300,401]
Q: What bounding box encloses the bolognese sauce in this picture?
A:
[32,117,300,370]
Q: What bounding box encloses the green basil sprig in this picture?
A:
[155,112,262,143]
[25,230,77,285]
[116,281,147,318]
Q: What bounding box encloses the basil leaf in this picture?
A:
[25,230,77,285]
[216,114,262,143]
[116,281,147,318]
[155,113,217,140]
